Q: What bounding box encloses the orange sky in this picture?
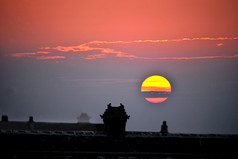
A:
[1,0,238,57]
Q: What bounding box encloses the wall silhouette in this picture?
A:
[0,104,238,159]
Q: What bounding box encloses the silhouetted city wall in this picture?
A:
[1,129,238,158]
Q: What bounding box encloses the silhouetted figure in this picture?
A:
[100,103,130,138]
[160,121,168,136]
[77,113,91,123]
[1,115,8,122]
[28,116,35,129]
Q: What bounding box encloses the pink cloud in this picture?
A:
[11,53,36,57]
[11,36,238,61]
[36,56,65,60]
[39,36,238,60]
[37,51,51,54]
[138,55,238,60]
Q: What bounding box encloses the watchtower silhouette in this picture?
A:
[100,103,130,138]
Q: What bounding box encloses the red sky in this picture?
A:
[1,0,238,61]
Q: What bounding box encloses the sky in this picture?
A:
[0,0,238,134]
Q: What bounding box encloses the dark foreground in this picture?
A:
[1,105,238,159]
[1,129,238,159]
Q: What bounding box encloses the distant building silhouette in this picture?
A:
[1,115,8,122]
[77,113,91,123]
[0,115,103,131]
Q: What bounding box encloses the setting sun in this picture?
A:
[141,75,171,103]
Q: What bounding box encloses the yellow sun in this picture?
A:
[141,75,171,103]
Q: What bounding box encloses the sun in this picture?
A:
[141,75,171,103]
